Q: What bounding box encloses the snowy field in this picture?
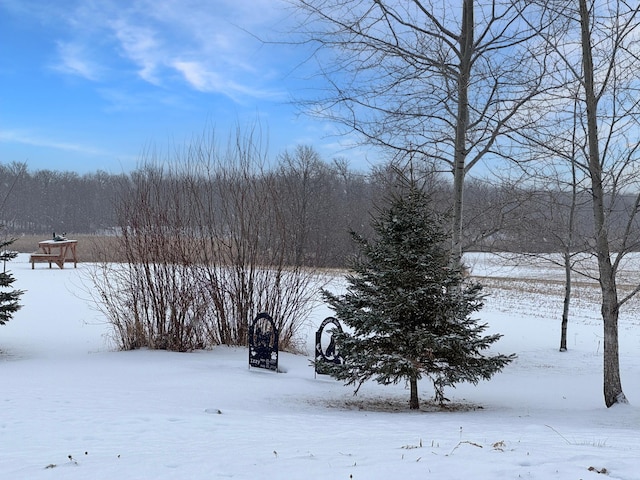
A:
[2,253,640,479]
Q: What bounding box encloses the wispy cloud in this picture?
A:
[0,129,109,157]
[52,41,103,81]
[172,60,284,101]
[41,0,292,104]
[109,17,163,85]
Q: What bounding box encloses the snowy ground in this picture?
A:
[1,253,640,479]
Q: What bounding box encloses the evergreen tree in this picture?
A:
[0,236,23,326]
[321,185,514,409]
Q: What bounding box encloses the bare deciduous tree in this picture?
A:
[499,91,594,353]
[523,0,640,406]
[291,0,550,261]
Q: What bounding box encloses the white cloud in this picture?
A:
[41,0,293,102]
[0,129,109,157]
[172,60,284,101]
[171,61,212,91]
[5,0,303,118]
[109,17,163,84]
[52,41,103,81]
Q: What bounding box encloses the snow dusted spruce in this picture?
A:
[321,183,514,409]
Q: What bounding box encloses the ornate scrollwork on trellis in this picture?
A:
[315,316,344,375]
[248,312,279,371]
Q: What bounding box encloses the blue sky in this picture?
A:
[0,0,368,174]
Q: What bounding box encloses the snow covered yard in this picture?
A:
[1,253,640,479]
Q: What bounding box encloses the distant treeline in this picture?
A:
[0,162,124,235]
[3,150,638,267]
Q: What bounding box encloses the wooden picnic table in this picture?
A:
[30,239,78,269]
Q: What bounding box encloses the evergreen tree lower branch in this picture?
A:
[0,236,23,326]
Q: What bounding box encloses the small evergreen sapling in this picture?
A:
[321,186,514,409]
[0,236,23,326]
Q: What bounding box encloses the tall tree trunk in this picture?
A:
[578,0,627,407]
[451,0,473,265]
[560,249,570,352]
[601,278,626,406]
[409,376,419,410]
[561,119,580,353]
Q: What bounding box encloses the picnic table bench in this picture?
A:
[30,239,78,269]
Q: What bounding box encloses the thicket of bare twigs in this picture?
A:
[87,132,327,352]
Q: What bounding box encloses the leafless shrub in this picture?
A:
[89,128,325,352]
